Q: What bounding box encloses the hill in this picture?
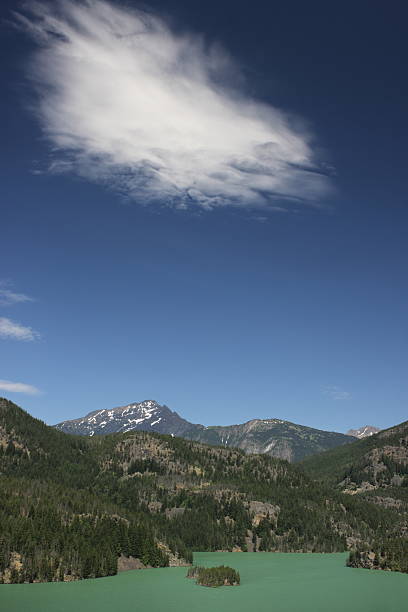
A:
[54,399,355,462]
[301,420,408,490]
[0,398,405,583]
[301,420,408,573]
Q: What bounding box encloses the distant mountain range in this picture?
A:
[346,425,380,439]
[54,399,355,462]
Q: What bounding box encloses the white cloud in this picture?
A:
[0,282,33,306]
[322,385,351,401]
[0,379,41,395]
[17,0,331,210]
[0,317,40,341]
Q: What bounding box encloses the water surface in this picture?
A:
[1,552,407,612]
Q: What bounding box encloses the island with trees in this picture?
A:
[186,565,240,587]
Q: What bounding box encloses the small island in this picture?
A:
[186,565,240,587]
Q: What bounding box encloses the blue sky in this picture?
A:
[1,0,407,432]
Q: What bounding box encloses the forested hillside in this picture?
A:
[0,398,406,583]
[301,420,408,572]
[301,421,408,484]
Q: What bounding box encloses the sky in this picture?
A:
[1,0,407,433]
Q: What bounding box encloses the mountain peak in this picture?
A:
[54,400,190,438]
[346,425,381,439]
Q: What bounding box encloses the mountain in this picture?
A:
[1,397,405,583]
[184,418,355,462]
[54,399,355,462]
[346,425,381,439]
[54,400,192,437]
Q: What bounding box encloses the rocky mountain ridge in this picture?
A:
[54,399,355,462]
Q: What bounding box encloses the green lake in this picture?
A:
[1,552,407,612]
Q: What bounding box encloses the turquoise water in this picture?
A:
[1,553,407,612]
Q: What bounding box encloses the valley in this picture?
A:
[1,397,407,585]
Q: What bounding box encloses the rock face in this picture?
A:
[54,399,355,462]
[248,501,279,527]
[346,425,381,439]
[117,555,146,572]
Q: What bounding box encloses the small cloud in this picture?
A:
[0,317,40,341]
[16,0,331,212]
[253,216,268,223]
[322,385,351,401]
[0,379,41,395]
[0,282,34,306]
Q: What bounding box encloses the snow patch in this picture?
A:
[88,409,106,423]
[263,440,277,453]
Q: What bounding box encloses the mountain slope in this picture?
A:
[301,419,408,490]
[54,399,355,462]
[186,418,354,462]
[301,420,408,573]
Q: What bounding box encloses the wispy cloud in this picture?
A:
[0,282,33,306]
[16,0,331,211]
[0,317,40,341]
[322,385,351,401]
[0,379,41,395]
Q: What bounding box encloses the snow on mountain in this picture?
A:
[54,400,355,462]
[54,400,192,437]
[346,425,381,439]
